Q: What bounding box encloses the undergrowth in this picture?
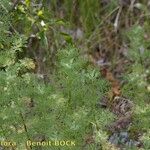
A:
[0,43,115,149]
[0,2,115,148]
[1,0,150,150]
[122,25,150,149]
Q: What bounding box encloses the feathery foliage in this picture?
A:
[0,1,114,149]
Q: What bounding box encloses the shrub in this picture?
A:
[0,1,114,148]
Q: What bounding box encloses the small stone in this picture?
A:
[120,132,128,138]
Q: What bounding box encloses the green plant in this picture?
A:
[122,25,150,149]
[0,2,114,149]
[0,44,115,150]
[2,0,150,149]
